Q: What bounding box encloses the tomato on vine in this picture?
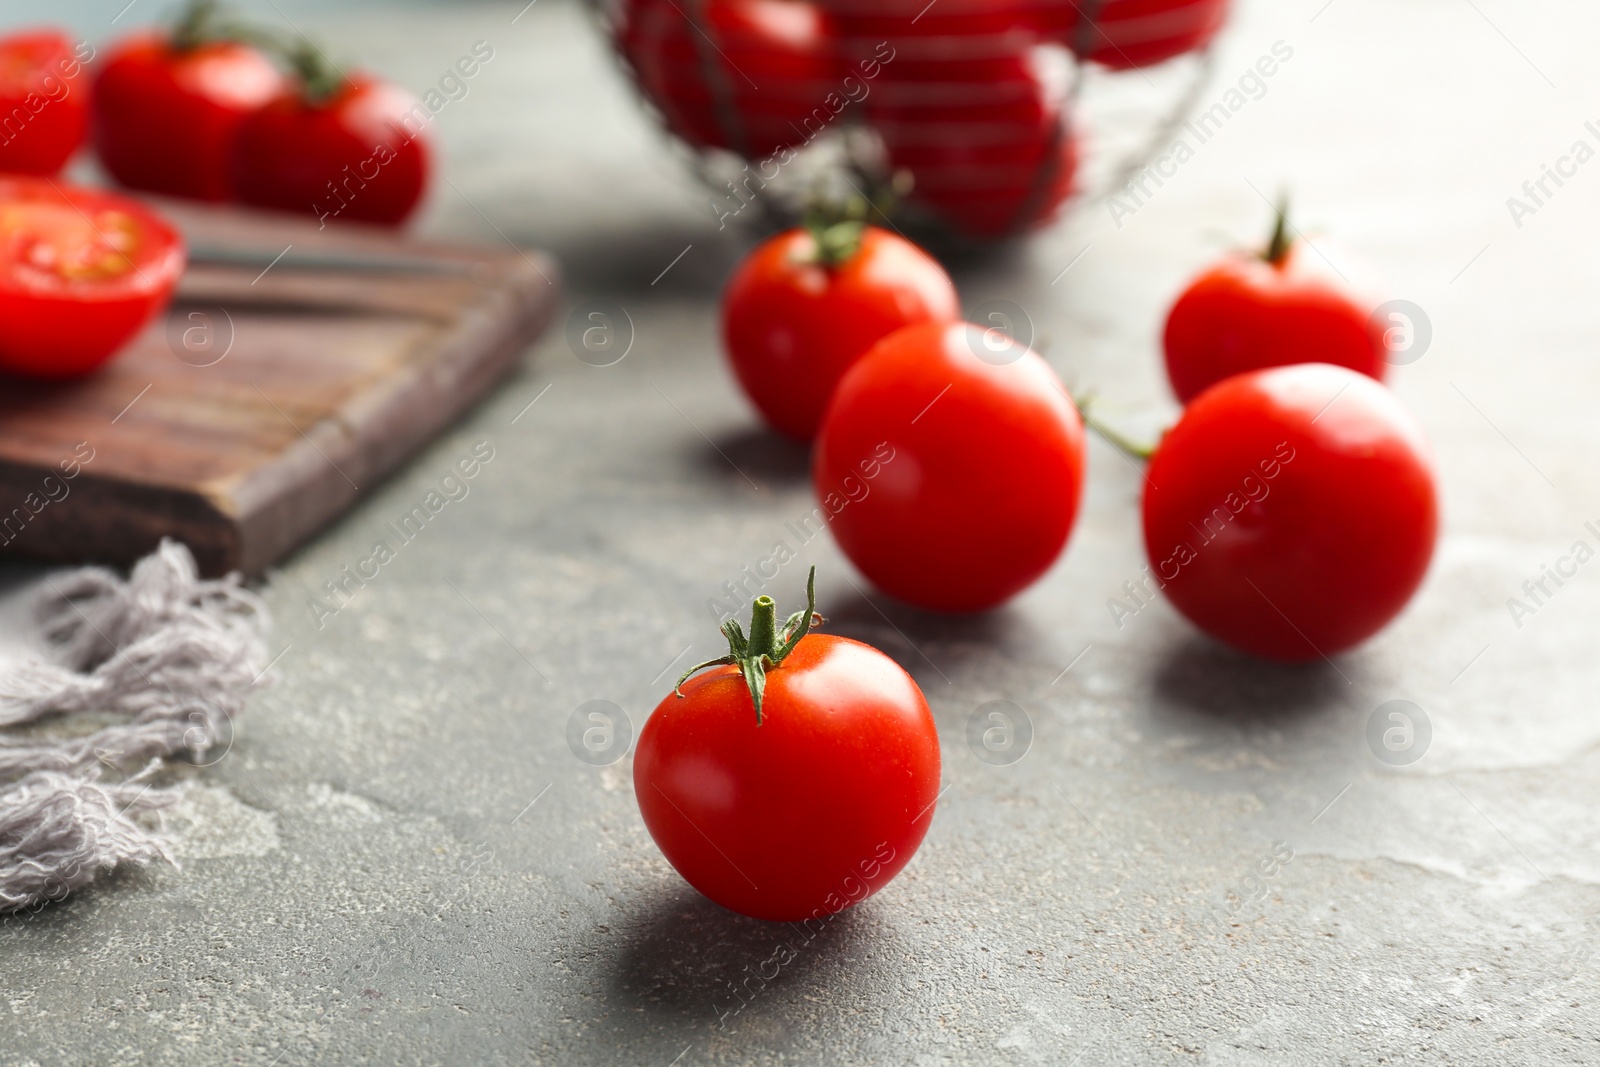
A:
[1141,363,1438,660]
[635,568,942,921]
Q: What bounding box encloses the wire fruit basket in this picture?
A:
[598,0,1230,241]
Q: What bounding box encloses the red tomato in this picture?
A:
[814,321,1086,611]
[1163,214,1387,404]
[618,0,845,160]
[231,75,431,226]
[0,178,185,379]
[1068,0,1230,69]
[826,0,1042,41]
[0,30,91,175]
[636,574,940,921]
[722,224,958,440]
[1142,363,1438,661]
[92,33,282,201]
[867,42,1078,237]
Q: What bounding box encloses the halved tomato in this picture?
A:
[0,178,184,378]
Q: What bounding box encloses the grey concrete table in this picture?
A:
[3,0,1599,1063]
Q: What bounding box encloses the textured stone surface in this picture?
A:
[3,0,1599,1063]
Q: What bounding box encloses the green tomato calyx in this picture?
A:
[673,566,821,725]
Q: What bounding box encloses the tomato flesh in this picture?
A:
[636,633,941,922]
[0,178,184,378]
[814,321,1086,612]
[722,225,959,440]
[1142,363,1438,660]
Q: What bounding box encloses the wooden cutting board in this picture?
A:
[0,198,560,576]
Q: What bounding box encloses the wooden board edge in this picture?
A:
[223,253,563,576]
[0,463,239,575]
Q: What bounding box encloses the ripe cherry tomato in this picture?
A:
[1163,207,1387,403]
[0,178,185,379]
[92,30,283,201]
[1067,0,1231,70]
[0,30,91,175]
[814,321,1086,612]
[1142,363,1438,661]
[618,0,845,160]
[231,74,431,226]
[867,42,1078,237]
[636,572,941,921]
[722,222,958,440]
[827,0,1041,39]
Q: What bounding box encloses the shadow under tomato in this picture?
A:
[1148,633,1357,727]
[600,883,885,1022]
[0,371,84,402]
[542,216,747,297]
[695,424,812,490]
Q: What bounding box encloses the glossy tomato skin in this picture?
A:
[92,34,283,201]
[0,178,185,378]
[1163,242,1387,404]
[1068,0,1230,69]
[1142,364,1438,661]
[722,225,959,440]
[814,321,1086,612]
[635,633,941,922]
[0,31,91,175]
[867,42,1079,238]
[231,76,432,226]
[618,0,845,160]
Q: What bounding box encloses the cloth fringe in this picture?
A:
[0,541,270,911]
[0,762,180,911]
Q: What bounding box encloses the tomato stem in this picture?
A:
[1263,193,1292,265]
[171,0,224,52]
[279,35,348,105]
[1076,393,1157,462]
[801,197,868,269]
[168,1,346,103]
[674,566,822,725]
[799,172,910,269]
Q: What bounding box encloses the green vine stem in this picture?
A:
[278,34,347,104]
[674,566,822,724]
[1076,392,1158,462]
[168,0,346,103]
[170,0,225,51]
